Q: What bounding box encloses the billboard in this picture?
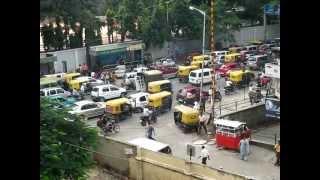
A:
[264,4,280,15]
[265,98,280,119]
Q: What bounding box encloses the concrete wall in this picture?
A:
[94,137,248,180]
[219,104,266,129]
[47,47,87,73]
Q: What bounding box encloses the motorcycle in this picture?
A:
[101,119,120,135]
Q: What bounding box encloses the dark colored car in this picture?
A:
[176,85,209,106]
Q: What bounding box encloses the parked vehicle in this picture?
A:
[148,91,172,114]
[229,69,255,87]
[128,92,149,113]
[214,119,251,150]
[91,84,126,102]
[174,105,199,132]
[105,98,132,121]
[224,53,241,63]
[176,85,209,106]
[188,68,212,85]
[247,55,269,70]
[216,63,238,77]
[40,77,60,89]
[148,80,172,93]
[40,87,71,98]
[68,100,105,120]
[47,95,77,108]
[129,138,172,154]
[177,65,199,83]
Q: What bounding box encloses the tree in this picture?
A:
[106,9,116,43]
[40,98,98,179]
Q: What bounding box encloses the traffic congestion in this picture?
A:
[40,38,280,150]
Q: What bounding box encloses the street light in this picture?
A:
[189,6,206,112]
[166,1,173,57]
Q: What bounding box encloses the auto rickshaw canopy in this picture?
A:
[214,119,246,129]
[148,91,172,108]
[148,80,170,86]
[64,73,81,82]
[229,69,253,82]
[174,105,198,115]
[174,105,199,126]
[178,65,198,71]
[106,98,129,106]
[144,70,162,76]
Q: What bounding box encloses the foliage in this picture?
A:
[40,98,99,179]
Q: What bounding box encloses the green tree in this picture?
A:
[40,98,99,179]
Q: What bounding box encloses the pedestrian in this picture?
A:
[193,101,200,111]
[239,137,247,161]
[80,83,86,94]
[198,146,210,165]
[274,140,280,166]
[245,137,250,156]
[146,123,155,140]
[91,71,95,78]
[198,112,208,135]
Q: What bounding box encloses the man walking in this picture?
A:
[198,146,210,165]
[198,112,208,135]
[239,137,247,161]
[274,140,280,166]
[146,123,156,140]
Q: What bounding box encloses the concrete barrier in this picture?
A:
[250,139,274,151]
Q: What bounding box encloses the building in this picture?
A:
[40,53,57,75]
[89,40,145,69]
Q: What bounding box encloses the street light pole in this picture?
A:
[166,1,171,57]
[189,6,206,113]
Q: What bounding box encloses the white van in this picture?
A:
[91,84,126,102]
[128,92,149,112]
[213,51,229,57]
[188,68,212,85]
[128,137,172,154]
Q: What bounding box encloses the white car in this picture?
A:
[68,100,105,119]
[128,92,149,112]
[133,67,149,73]
[75,76,104,87]
[91,84,127,102]
[156,58,176,66]
[40,87,71,98]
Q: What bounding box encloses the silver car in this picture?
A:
[68,100,105,120]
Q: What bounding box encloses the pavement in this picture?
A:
[252,122,280,144]
[85,78,280,180]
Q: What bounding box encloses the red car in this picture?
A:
[151,65,178,79]
[216,63,238,77]
[176,85,209,106]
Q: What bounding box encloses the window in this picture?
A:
[81,105,89,110]
[57,89,64,94]
[110,87,119,91]
[139,96,146,102]
[62,61,67,73]
[88,104,98,109]
[102,88,109,92]
[190,72,196,77]
[49,90,57,95]
[40,91,45,96]
[92,88,99,92]
[204,72,209,76]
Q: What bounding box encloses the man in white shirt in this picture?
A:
[198,146,210,165]
[198,112,208,135]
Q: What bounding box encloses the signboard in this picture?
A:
[265,98,280,119]
[265,63,280,79]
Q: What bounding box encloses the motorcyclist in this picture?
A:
[225,80,233,94]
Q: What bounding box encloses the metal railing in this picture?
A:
[213,98,254,116]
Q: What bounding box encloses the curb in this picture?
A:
[250,139,274,150]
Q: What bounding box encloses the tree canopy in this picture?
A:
[40,98,98,179]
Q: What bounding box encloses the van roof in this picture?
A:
[144,70,162,75]
[148,91,171,100]
[129,137,170,152]
[148,80,171,86]
[214,119,245,128]
[190,68,212,73]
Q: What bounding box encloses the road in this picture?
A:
[85,77,279,180]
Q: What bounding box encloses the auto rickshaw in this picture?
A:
[68,78,88,91]
[40,77,60,89]
[148,91,172,114]
[229,47,244,54]
[214,119,251,151]
[64,73,81,83]
[143,70,164,89]
[229,69,255,87]
[174,105,199,132]
[148,80,172,93]
[105,98,133,122]
[190,55,211,68]
[225,53,241,63]
[177,65,199,83]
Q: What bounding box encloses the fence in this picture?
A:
[94,136,249,180]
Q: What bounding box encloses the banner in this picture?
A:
[265,98,280,119]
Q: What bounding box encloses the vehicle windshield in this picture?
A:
[92,88,99,92]
[190,72,196,77]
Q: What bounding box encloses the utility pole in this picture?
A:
[210,0,216,134]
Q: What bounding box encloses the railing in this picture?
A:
[213,98,255,116]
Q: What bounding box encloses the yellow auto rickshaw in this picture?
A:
[143,70,164,89]
[68,78,88,91]
[229,47,244,54]
[148,91,172,114]
[64,73,81,83]
[105,98,133,121]
[225,53,241,63]
[229,69,255,87]
[148,80,172,93]
[177,65,198,83]
[190,55,210,68]
[174,105,199,132]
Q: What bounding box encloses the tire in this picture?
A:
[120,93,126,98]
